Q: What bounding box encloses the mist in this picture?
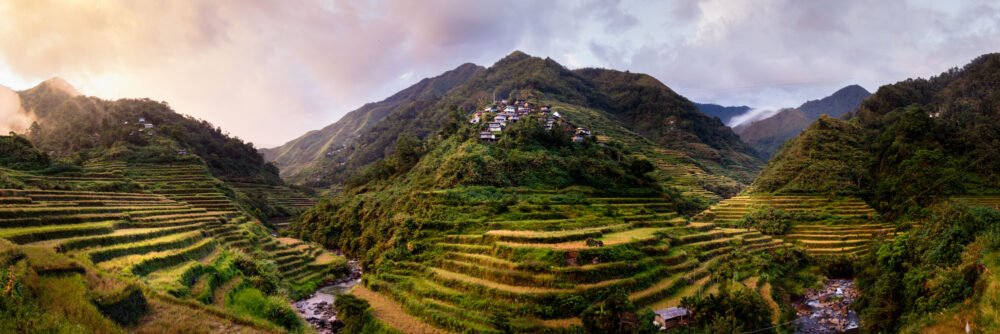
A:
[0,85,33,134]
[727,107,781,128]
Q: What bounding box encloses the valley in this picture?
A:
[2,45,1000,334]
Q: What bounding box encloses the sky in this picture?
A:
[1,0,998,147]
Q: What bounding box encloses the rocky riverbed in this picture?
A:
[293,258,362,334]
[793,278,860,334]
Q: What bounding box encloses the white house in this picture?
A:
[470,115,481,124]
[138,117,146,122]
[576,127,591,136]
[479,132,496,140]
[517,107,528,113]
[495,114,507,122]
[484,106,496,112]
[504,105,516,112]
[488,122,503,132]
[145,123,154,129]
[552,111,561,118]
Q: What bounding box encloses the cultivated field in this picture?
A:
[0,160,343,331]
[693,194,895,256]
[352,189,790,333]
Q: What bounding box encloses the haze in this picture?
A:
[1,0,998,147]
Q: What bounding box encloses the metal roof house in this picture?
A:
[653,307,690,331]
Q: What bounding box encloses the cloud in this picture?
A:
[0,0,997,147]
[0,85,33,134]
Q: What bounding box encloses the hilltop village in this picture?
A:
[471,99,594,143]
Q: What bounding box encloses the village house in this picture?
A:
[138,117,146,122]
[517,107,528,113]
[653,307,690,331]
[552,111,561,118]
[572,135,585,142]
[495,114,508,122]
[501,99,508,104]
[488,122,503,132]
[504,105,516,113]
[484,106,496,112]
[470,115,481,124]
[541,106,550,112]
[479,132,496,141]
[178,149,188,155]
[145,123,154,129]
[576,127,591,136]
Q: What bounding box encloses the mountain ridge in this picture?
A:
[261,62,484,178]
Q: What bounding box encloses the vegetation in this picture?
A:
[0,133,50,170]
[854,202,1000,332]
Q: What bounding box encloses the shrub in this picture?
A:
[735,206,793,235]
[227,286,303,331]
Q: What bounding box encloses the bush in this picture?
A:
[227,286,304,331]
[735,206,793,235]
[680,285,774,333]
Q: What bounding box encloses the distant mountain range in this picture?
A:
[699,84,871,159]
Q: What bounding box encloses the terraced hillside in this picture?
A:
[80,161,241,213]
[228,182,318,229]
[353,190,790,333]
[0,166,346,331]
[693,194,895,256]
[953,196,1000,209]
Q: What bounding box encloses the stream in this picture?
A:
[793,278,861,334]
[292,258,362,334]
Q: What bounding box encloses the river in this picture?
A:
[793,278,861,334]
[292,258,362,334]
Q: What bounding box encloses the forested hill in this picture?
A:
[261,63,484,178]
[283,51,763,191]
[751,53,1000,218]
[17,78,280,184]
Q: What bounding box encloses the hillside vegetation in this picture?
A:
[739,53,1000,332]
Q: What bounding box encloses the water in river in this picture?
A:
[793,278,860,334]
[293,259,362,334]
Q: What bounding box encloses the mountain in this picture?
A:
[17,78,279,184]
[261,63,484,178]
[734,85,870,159]
[753,54,1000,215]
[694,103,751,124]
[285,51,763,196]
[282,52,806,334]
[798,84,871,120]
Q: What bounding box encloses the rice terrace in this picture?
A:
[3,1,1000,333]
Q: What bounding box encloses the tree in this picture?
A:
[680,286,773,333]
[581,290,659,334]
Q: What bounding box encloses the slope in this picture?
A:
[733,108,812,158]
[261,63,484,178]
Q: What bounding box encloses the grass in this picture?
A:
[352,284,453,334]
[134,297,270,334]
